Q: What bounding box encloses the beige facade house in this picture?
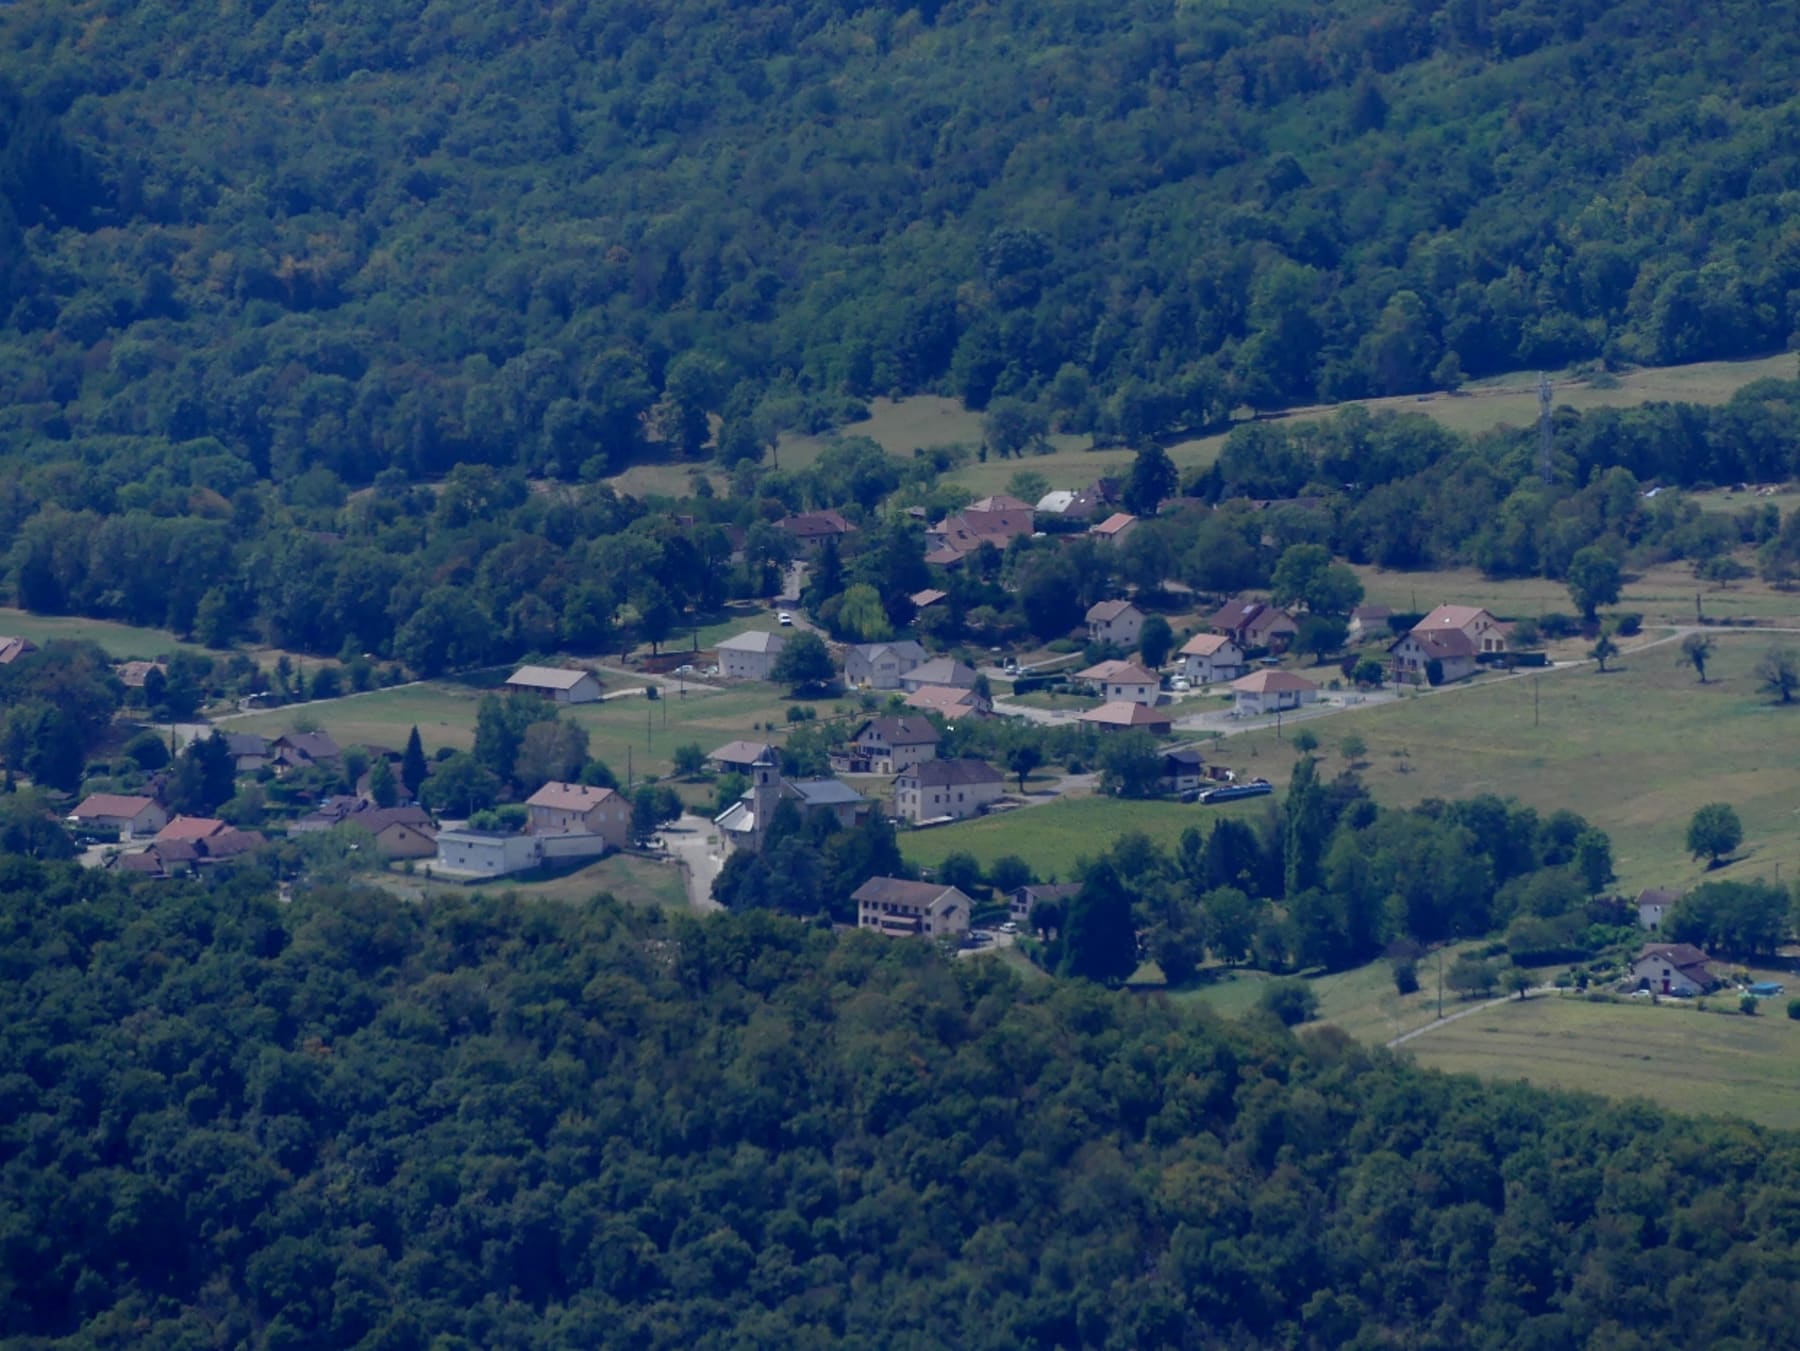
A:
[853,877,972,939]
[893,758,1005,823]
[503,665,602,704]
[1088,512,1139,543]
[525,781,630,852]
[902,683,993,719]
[1230,669,1318,716]
[1079,701,1173,734]
[1390,627,1478,684]
[1086,599,1144,647]
[1178,633,1246,685]
[1076,659,1161,706]
[1413,604,1508,655]
[716,629,786,681]
[69,793,168,839]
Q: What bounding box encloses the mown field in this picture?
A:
[1354,560,1800,627]
[1403,994,1800,1132]
[776,352,1796,500]
[378,851,689,910]
[1220,630,1800,894]
[1172,942,1515,1043]
[227,678,808,779]
[899,793,1274,880]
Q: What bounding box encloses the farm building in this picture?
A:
[503,665,603,704]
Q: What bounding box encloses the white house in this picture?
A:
[843,640,928,690]
[503,665,603,704]
[1076,659,1160,706]
[1086,600,1144,647]
[1631,942,1716,996]
[716,629,786,681]
[1230,669,1318,716]
[68,793,168,840]
[893,758,1005,823]
[433,829,542,878]
[853,877,972,939]
[1637,887,1683,931]
[1178,633,1245,685]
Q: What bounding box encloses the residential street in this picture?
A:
[660,812,726,912]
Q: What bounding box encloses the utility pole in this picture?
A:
[1534,675,1540,727]
[1537,371,1554,485]
[1438,947,1444,1020]
[627,745,633,789]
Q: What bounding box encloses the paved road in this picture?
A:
[1386,987,1557,1048]
[659,812,726,912]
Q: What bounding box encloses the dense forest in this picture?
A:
[5,862,1800,1349]
[6,0,1800,485]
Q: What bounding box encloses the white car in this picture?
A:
[777,612,793,626]
[1170,676,1191,692]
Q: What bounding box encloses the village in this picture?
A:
[28,474,1762,1016]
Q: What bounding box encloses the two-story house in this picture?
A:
[716,629,786,681]
[1076,659,1160,706]
[524,781,631,852]
[1086,600,1144,648]
[836,717,941,775]
[843,640,929,689]
[1389,627,1478,684]
[853,877,972,939]
[1413,604,1508,655]
[893,758,1005,822]
[1178,633,1246,685]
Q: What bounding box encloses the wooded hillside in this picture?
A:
[6,861,1800,1348]
[4,0,1800,482]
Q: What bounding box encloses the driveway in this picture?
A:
[659,812,726,912]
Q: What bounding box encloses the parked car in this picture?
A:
[1179,788,1205,804]
[1198,780,1274,805]
[1170,676,1191,692]
[777,611,793,626]
[999,921,1018,933]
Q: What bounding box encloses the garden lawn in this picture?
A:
[1403,993,1800,1132]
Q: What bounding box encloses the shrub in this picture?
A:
[1538,612,1579,639]
[1258,979,1319,1026]
[1741,994,1760,1016]
[1611,612,1643,636]
[1787,998,1800,1020]
[1392,959,1419,995]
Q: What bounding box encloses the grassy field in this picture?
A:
[0,607,215,661]
[1170,942,1497,1045]
[776,352,1796,496]
[381,851,689,910]
[228,678,805,778]
[1403,994,1800,1132]
[1219,631,1800,894]
[899,793,1273,879]
[1352,561,1800,627]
